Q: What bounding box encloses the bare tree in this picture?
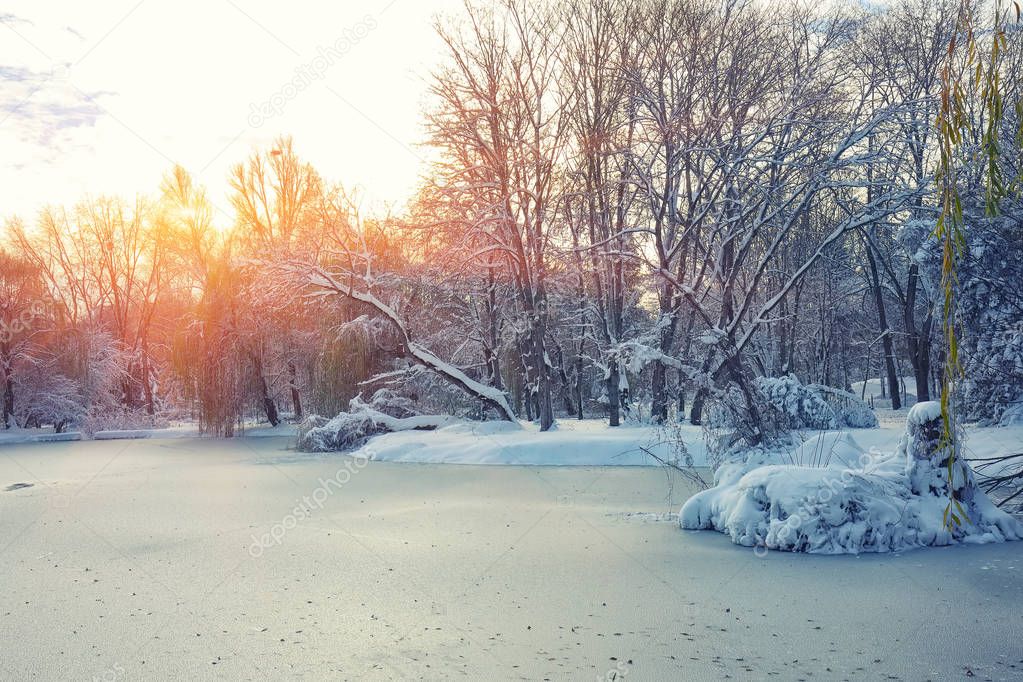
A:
[426,0,571,430]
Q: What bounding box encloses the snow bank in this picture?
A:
[0,422,296,446]
[0,429,83,445]
[94,430,153,440]
[680,402,1022,553]
[297,387,708,465]
[785,431,871,469]
[351,419,702,466]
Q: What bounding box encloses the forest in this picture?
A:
[3,1,1023,678]
[1,0,1020,446]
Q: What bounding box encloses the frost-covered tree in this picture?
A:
[0,249,48,428]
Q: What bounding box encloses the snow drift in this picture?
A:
[680,402,1022,553]
[347,419,690,466]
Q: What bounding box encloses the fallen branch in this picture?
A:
[639,445,709,490]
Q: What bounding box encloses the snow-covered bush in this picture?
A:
[297,389,455,453]
[809,384,879,429]
[12,364,83,431]
[755,375,838,431]
[680,402,1022,553]
[80,408,167,437]
[702,375,861,457]
[998,402,1023,427]
[297,407,394,453]
[360,388,418,419]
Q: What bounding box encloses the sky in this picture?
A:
[1,0,455,226]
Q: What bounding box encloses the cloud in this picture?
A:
[1,0,449,220]
[0,12,34,27]
[0,65,34,81]
[0,64,108,153]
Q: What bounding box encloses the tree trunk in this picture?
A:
[142,337,155,416]
[1,345,12,429]
[651,363,668,424]
[864,236,901,409]
[524,287,554,431]
[677,368,686,421]
[689,388,707,425]
[552,343,575,417]
[689,349,716,425]
[288,361,302,421]
[915,311,933,403]
[650,278,679,424]
[262,382,279,426]
[726,354,765,446]
[485,268,504,392]
[607,359,621,427]
[252,353,280,426]
[2,376,13,430]
[903,262,932,403]
[575,338,584,420]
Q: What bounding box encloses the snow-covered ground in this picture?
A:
[349,415,1023,474]
[350,418,702,466]
[1,436,1022,680]
[851,375,918,408]
[3,414,1019,473]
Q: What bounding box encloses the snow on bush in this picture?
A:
[810,384,879,429]
[12,365,83,431]
[754,374,838,431]
[680,402,1022,553]
[297,389,455,453]
[997,401,1023,427]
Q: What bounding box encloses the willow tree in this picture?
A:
[935,0,1021,529]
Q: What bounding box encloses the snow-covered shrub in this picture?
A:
[297,390,456,453]
[680,402,1022,553]
[362,388,417,419]
[297,407,394,453]
[809,384,878,429]
[754,374,838,431]
[963,312,1023,425]
[80,408,168,437]
[74,329,152,435]
[699,378,804,466]
[12,364,84,431]
[998,402,1023,426]
[76,330,167,435]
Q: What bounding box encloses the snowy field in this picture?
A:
[2,434,1022,679]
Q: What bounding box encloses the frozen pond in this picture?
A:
[1,437,1021,679]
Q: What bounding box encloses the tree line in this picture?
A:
[1,0,1020,440]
